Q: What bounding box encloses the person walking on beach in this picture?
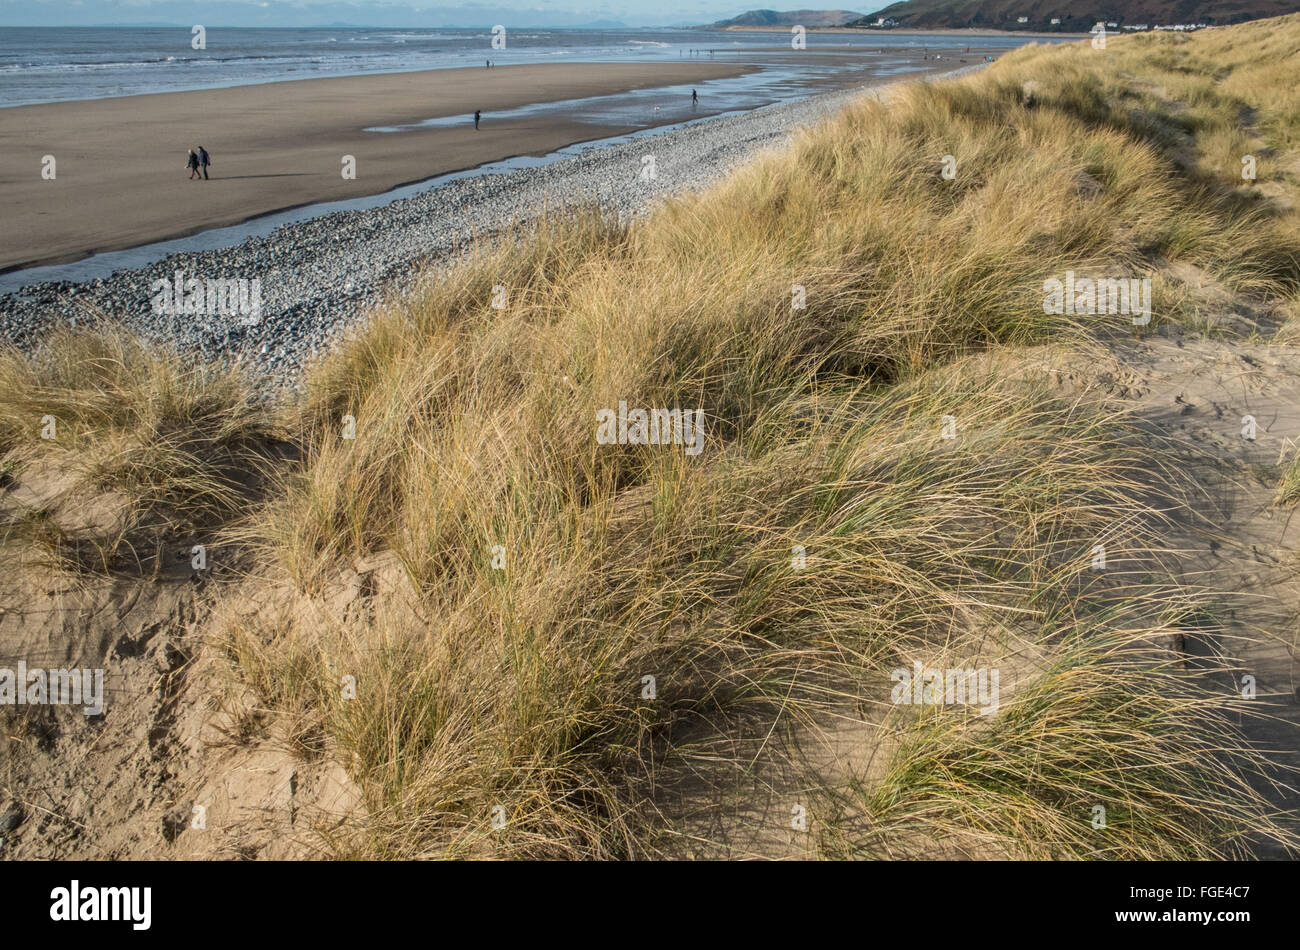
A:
[186,148,200,180]
[691,88,698,105]
[197,145,210,180]
[474,109,481,130]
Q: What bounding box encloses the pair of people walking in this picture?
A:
[186,146,211,180]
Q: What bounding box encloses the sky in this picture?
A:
[0,0,815,27]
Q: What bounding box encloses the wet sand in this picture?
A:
[0,61,750,272]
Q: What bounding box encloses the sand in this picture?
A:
[0,62,751,273]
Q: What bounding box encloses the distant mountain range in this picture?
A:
[845,0,1300,29]
[713,9,867,26]
[710,1,1299,29]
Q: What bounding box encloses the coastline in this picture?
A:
[0,62,989,391]
[717,26,1091,37]
[0,61,749,273]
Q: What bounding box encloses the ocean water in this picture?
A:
[0,27,1050,108]
[0,27,1070,290]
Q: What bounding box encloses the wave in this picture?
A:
[0,51,324,72]
[371,32,458,41]
[0,57,187,72]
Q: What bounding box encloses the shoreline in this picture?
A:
[0,62,988,391]
[0,106,757,292]
[0,61,750,273]
[0,52,993,274]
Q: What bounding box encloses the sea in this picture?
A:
[0,26,1067,292]
[0,26,1053,109]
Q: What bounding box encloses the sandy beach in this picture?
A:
[0,61,752,272]
[0,66,991,378]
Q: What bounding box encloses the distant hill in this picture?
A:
[713,9,867,27]
[848,0,1300,30]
